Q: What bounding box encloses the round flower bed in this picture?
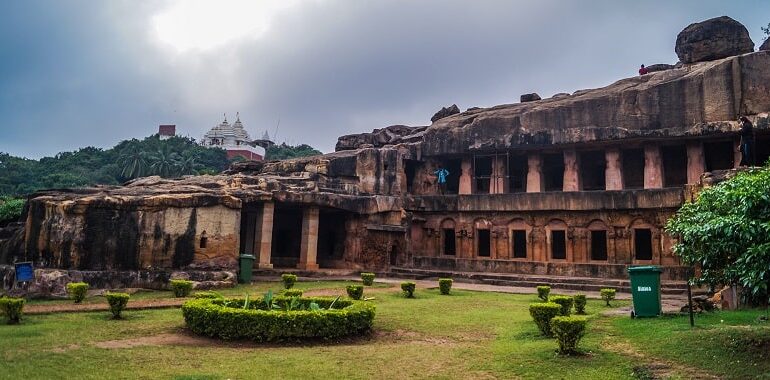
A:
[181,296,376,342]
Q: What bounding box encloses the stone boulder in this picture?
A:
[430,104,460,123]
[520,93,541,102]
[645,64,675,73]
[675,16,754,63]
[761,38,770,51]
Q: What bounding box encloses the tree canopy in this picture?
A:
[265,143,323,160]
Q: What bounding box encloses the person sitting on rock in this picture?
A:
[738,116,755,167]
[638,64,648,75]
[434,167,450,194]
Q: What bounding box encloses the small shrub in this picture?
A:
[529,302,561,336]
[170,280,194,298]
[600,288,616,306]
[283,289,304,297]
[573,294,587,314]
[537,285,550,302]
[105,292,130,319]
[438,278,453,295]
[346,285,364,300]
[550,295,574,316]
[66,282,89,303]
[0,297,25,324]
[551,316,587,354]
[401,282,416,298]
[281,274,297,289]
[193,291,223,299]
[361,272,375,286]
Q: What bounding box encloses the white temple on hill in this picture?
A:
[201,113,264,161]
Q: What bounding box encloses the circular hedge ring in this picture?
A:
[182,296,376,342]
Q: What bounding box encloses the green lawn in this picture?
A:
[2,281,768,380]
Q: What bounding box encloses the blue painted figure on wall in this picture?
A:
[434,167,449,194]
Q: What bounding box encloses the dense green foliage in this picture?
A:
[192,291,224,299]
[573,294,587,314]
[600,289,616,306]
[265,143,322,161]
[346,285,364,300]
[439,278,453,295]
[360,272,375,286]
[0,135,230,196]
[666,166,770,302]
[281,274,297,289]
[282,289,304,297]
[551,316,587,354]
[105,292,130,319]
[536,285,550,302]
[170,280,194,298]
[528,302,561,336]
[550,295,574,316]
[0,297,25,324]
[0,196,24,224]
[401,282,416,298]
[66,282,89,303]
[181,296,376,342]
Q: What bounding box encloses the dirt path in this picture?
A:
[25,299,186,315]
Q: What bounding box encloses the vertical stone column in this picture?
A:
[733,138,742,169]
[254,202,274,269]
[298,207,320,270]
[644,145,663,189]
[526,154,543,193]
[563,149,580,192]
[686,142,705,184]
[490,156,506,194]
[459,158,472,195]
[605,148,623,190]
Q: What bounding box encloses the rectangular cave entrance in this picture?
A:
[477,229,491,257]
[590,230,608,261]
[270,205,303,268]
[507,154,528,193]
[579,150,606,191]
[543,153,564,192]
[704,141,734,172]
[551,230,567,259]
[634,228,653,260]
[662,145,687,187]
[756,134,770,166]
[622,148,645,189]
[473,156,493,194]
[317,209,348,267]
[511,229,527,258]
[404,159,419,193]
[442,228,456,255]
[442,158,462,194]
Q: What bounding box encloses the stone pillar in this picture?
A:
[733,138,742,169]
[526,154,543,193]
[254,202,274,269]
[298,207,320,270]
[490,156,506,194]
[605,148,623,190]
[644,145,663,189]
[459,158,472,195]
[686,142,705,184]
[563,149,580,192]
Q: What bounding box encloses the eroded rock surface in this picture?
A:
[675,16,754,63]
[430,104,460,122]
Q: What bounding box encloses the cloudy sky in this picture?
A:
[1,0,768,158]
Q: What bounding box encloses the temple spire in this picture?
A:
[236,112,240,122]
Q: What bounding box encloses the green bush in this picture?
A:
[551,316,587,354]
[282,274,297,289]
[193,291,223,299]
[0,197,24,224]
[283,289,304,297]
[600,288,616,306]
[401,282,416,298]
[361,272,375,286]
[573,294,587,314]
[170,279,194,298]
[537,285,550,301]
[105,292,130,319]
[0,297,25,324]
[529,302,561,336]
[66,282,89,303]
[438,278,453,295]
[346,285,364,300]
[181,296,376,342]
[550,295,574,316]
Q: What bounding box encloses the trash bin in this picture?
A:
[627,265,662,318]
[238,254,256,284]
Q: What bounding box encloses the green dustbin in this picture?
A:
[238,254,256,284]
[627,265,662,317]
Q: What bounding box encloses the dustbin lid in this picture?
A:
[627,265,662,273]
[239,254,256,259]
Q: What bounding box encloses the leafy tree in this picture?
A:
[666,166,770,303]
[763,23,770,40]
[266,143,322,160]
[0,196,25,225]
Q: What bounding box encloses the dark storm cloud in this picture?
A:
[1,0,768,157]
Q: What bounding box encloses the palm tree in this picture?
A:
[149,146,181,178]
[176,154,200,176]
[117,144,149,180]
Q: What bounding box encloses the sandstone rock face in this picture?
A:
[645,64,675,73]
[430,104,460,122]
[336,125,426,151]
[675,16,754,63]
[520,93,541,102]
[760,38,770,51]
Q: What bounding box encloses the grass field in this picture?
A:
[2,280,768,379]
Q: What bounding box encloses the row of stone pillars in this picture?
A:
[252,203,320,270]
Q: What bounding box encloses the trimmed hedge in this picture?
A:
[529,302,561,336]
[283,289,304,297]
[438,278,453,295]
[536,285,550,302]
[181,296,376,342]
[550,295,574,316]
[551,316,587,354]
[66,282,89,303]
[600,288,616,306]
[170,280,194,298]
[193,291,224,299]
[105,292,130,319]
[573,294,587,314]
[361,272,375,286]
[0,297,25,324]
[282,274,297,289]
[346,285,364,300]
[401,282,416,298]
